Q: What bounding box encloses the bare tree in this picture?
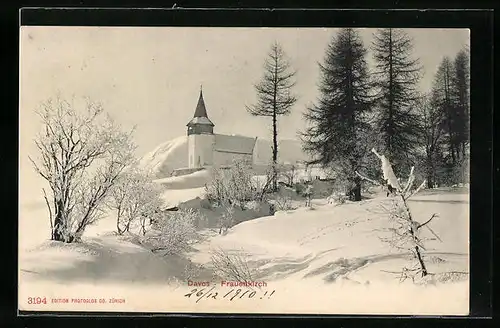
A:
[279,163,297,187]
[29,95,136,243]
[416,93,445,189]
[356,149,440,279]
[246,41,297,191]
[108,166,164,235]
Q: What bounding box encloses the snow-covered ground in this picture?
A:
[18,182,469,315]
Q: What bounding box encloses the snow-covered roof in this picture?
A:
[214,134,257,155]
[187,116,214,126]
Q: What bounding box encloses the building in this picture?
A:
[186,88,257,169]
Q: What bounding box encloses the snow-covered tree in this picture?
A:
[301,28,375,201]
[29,95,136,243]
[357,149,439,280]
[108,166,164,235]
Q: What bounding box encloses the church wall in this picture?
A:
[188,134,215,168]
[213,151,253,168]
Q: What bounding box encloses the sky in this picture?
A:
[19,27,469,205]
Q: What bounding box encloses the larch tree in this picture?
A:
[415,93,446,188]
[452,48,470,157]
[431,57,459,168]
[371,28,422,176]
[29,95,136,243]
[246,41,297,191]
[301,28,374,201]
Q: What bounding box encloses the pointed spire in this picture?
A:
[193,86,208,118]
[187,86,214,130]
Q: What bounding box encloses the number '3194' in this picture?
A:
[27,297,47,304]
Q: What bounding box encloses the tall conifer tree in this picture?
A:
[246,42,297,191]
[452,49,470,157]
[371,28,422,175]
[431,57,459,166]
[301,28,373,201]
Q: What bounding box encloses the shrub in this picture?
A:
[205,159,263,208]
[210,247,255,282]
[218,205,235,235]
[274,191,295,211]
[145,208,201,255]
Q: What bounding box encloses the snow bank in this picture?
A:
[138,136,188,177]
[19,187,469,315]
[154,169,211,189]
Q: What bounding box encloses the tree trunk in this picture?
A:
[272,109,278,192]
[116,209,124,235]
[141,217,147,236]
[426,155,435,189]
[426,174,434,190]
[52,199,67,242]
[349,178,362,201]
[415,246,428,277]
[125,219,131,233]
[72,224,86,243]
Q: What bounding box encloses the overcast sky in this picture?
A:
[19,27,469,203]
[20,27,469,155]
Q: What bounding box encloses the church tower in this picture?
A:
[186,87,215,168]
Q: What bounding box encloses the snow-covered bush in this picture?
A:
[210,247,255,283]
[145,208,201,255]
[205,159,263,208]
[218,205,235,235]
[327,192,347,205]
[274,191,295,211]
[183,261,205,281]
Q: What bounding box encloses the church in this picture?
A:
[186,88,257,169]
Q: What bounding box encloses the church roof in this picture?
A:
[214,134,257,155]
[187,88,214,127]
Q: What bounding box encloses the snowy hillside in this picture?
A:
[139,136,309,178]
[19,187,469,314]
[138,136,188,178]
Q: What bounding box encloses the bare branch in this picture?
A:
[417,213,439,230]
[409,179,427,198]
[42,188,53,239]
[355,171,381,186]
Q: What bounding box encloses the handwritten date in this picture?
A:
[184,287,276,303]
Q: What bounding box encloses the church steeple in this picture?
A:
[187,86,214,135]
[193,85,209,118]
